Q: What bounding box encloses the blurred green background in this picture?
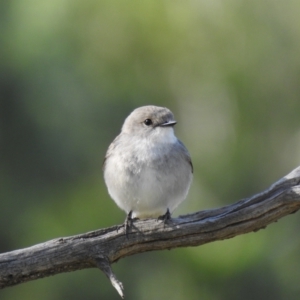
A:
[1,0,300,299]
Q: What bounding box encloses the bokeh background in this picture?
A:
[1,0,300,299]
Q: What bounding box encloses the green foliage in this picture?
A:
[1,0,300,299]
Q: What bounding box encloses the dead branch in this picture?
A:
[1,166,300,298]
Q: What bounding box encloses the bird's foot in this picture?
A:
[158,208,171,226]
[124,211,139,237]
[124,210,133,237]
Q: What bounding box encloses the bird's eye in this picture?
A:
[144,119,153,126]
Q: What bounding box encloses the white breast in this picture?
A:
[104,127,192,218]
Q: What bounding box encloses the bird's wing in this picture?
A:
[177,139,193,173]
[102,134,122,171]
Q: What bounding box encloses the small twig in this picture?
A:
[95,256,124,298]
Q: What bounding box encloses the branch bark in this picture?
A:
[1,166,300,298]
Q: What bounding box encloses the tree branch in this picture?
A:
[1,166,300,298]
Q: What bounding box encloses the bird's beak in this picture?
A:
[159,120,177,127]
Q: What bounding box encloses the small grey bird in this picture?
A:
[103,105,193,231]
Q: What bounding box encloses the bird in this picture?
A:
[103,105,193,233]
